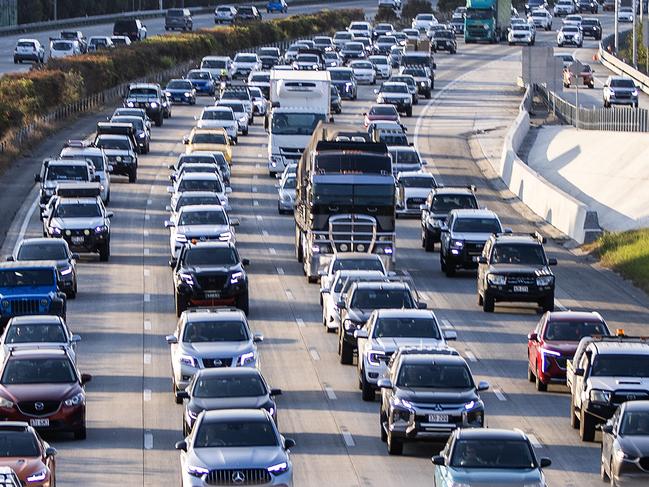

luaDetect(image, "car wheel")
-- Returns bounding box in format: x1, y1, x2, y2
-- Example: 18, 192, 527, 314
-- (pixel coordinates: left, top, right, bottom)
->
129, 169, 137, 184
339, 339, 353, 365
155, 114, 163, 127
175, 293, 187, 317
73, 426, 87, 440
482, 294, 495, 312
423, 231, 435, 252
527, 363, 535, 382
440, 251, 447, 272
387, 431, 403, 455
174, 380, 183, 405
444, 260, 455, 277
570, 401, 580, 429
236, 292, 249, 315
66, 288, 77, 300
243, 127, 249, 136
380, 410, 388, 442
295, 228, 303, 263
535, 365, 548, 391
580, 407, 596, 441
541, 296, 554, 312
183, 421, 189, 437
99, 242, 110, 262
361, 373, 375, 401
406, 107, 412, 117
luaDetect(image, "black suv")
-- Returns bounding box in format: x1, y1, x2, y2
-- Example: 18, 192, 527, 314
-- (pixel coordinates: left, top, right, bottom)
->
477, 232, 557, 313
378, 348, 489, 455
124, 83, 168, 127
235, 5, 262, 22
578, 0, 598, 13
420, 186, 478, 252
112, 18, 147, 41
580, 17, 602, 39
171, 241, 250, 316
337, 280, 426, 365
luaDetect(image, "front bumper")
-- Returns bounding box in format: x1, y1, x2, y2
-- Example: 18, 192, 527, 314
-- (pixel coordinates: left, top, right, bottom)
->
278, 197, 294, 211
168, 92, 196, 103
354, 74, 374, 84
0, 404, 85, 433
485, 283, 554, 304
608, 96, 638, 106
333, 83, 355, 99
381, 98, 411, 112
193, 84, 215, 95
14, 53, 40, 61
433, 41, 455, 51
585, 401, 617, 422
181, 469, 292, 487
510, 36, 533, 44
445, 247, 483, 269
109, 160, 136, 177
61, 231, 109, 253
389, 407, 484, 441
558, 37, 582, 45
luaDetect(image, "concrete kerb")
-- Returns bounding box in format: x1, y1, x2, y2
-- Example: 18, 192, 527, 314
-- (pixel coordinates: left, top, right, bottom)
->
488, 85, 602, 245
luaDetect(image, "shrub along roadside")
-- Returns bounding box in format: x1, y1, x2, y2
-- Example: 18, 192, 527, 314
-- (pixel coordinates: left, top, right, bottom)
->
0, 9, 363, 148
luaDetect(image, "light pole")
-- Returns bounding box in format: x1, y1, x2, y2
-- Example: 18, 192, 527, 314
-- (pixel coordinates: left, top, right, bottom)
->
634, 0, 638, 68
53, 0, 57, 20
615, 0, 619, 52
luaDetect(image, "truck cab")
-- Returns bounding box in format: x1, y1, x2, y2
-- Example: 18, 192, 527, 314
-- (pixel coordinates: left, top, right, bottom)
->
465, 0, 512, 43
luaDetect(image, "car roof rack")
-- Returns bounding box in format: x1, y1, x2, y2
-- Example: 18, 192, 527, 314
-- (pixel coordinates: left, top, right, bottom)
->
492, 231, 546, 243
184, 306, 241, 314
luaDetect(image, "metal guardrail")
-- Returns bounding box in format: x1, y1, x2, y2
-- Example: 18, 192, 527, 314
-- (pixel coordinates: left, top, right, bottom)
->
0, 36, 307, 156
535, 83, 649, 132
598, 31, 649, 96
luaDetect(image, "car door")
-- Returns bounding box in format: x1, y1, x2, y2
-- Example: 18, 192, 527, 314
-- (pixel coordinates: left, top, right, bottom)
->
477, 238, 492, 295
601, 408, 620, 471
440, 213, 453, 255
574, 351, 591, 408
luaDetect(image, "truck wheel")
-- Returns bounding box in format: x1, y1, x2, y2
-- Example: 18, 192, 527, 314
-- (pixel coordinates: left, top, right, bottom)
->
570, 403, 580, 429
361, 374, 375, 401
99, 242, 110, 262
535, 366, 548, 392
387, 432, 403, 455
580, 407, 596, 441
236, 292, 250, 315
482, 294, 495, 313
339, 339, 353, 365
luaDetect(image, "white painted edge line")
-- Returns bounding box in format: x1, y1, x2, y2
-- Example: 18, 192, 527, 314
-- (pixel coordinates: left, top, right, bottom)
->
324, 386, 337, 400
144, 214, 150, 221
269, 248, 277, 255
527, 433, 542, 449
144, 293, 151, 302
147, 199, 152, 205
255, 163, 260, 169
12, 196, 38, 256
296, 318, 305, 327
144, 248, 150, 256
253, 200, 259, 207
143, 389, 152, 402
277, 267, 284, 275
252, 187, 258, 193
144, 268, 150, 277
256, 215, 263, 221
309, 348, 320, 361
285, 290, 294, 300
143, 353, 151, 365
144, 319, 152, 331
341, 430, 355, 447
144, 432, 154, 450
465, 351, 477, 362
262, 230, 269, 237
143, 230, 150, 237
493, 388, 507, 401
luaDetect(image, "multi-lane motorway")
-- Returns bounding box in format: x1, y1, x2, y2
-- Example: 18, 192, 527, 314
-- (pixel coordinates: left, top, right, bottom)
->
1, 5, 649, 487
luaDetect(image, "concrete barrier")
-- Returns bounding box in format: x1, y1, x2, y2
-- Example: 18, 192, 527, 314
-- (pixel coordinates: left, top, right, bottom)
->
492, 87, 602, 244
598, 32, 649, 97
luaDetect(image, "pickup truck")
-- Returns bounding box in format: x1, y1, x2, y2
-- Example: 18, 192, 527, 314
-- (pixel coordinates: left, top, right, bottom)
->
567, 335, 649, 441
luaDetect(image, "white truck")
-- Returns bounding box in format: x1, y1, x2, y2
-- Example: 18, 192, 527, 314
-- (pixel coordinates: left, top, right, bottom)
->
266, 70, 331, 177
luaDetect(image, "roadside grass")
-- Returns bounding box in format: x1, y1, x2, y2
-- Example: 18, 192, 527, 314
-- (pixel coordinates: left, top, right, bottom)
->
585, 229, 649, 295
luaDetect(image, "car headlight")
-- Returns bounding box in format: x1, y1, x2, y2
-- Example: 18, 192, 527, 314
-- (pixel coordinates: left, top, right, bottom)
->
393, 396, 414, 411
137, 132, 146, 138
64, 392, 85, 407
487, 274, 506, 285
26, 469, 47, 482
0, 397, 14, 408
48, 226, 62, 236
230, 271, 244, 284
450, 239, 464, 248
536, 275, 554, 286
632, 89, 639, 97
184, 92, 192, 97
94, 225, 108, 233
367, 351, 385, 366
150, 102, 158, 108
179, 354, 198, 368
187, 464, 209, 477
590, 389, 611, 403
420, 81, 426, 87
60, 266, 73, 276
127, 101, 135, 107
218, 231, 232, 241
343, 319, 361, 330
267, 462, 289, 475
186, 408, 198, 419
239, 115, 248, 123
239, 351, 255, 366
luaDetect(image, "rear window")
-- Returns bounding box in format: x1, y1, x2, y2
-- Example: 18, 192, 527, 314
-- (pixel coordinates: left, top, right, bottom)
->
17, 41, 35, 48
52, 41, 73, 50
167, 9, 184, 16
114, 20, 137, 31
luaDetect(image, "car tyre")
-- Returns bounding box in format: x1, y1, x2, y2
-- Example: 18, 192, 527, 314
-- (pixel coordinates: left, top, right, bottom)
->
580, 407, 596, 441
174, 381, 183, 405
243, 127, 249, 136
74, 426, 87, 440
129, 169, 137, 183
361, 373, 375, 401
535, 365, 548, 391
570, 402, 580, 429
423, 231, 435, 251
406, 107, 412, 117
99, 242, 110, 262
175, 293, 187, 317
482, 293, 495, 312
236, 292, 250, 315
527, 363, 535, 382
380, 410, 388, 442
339, 339, 353, 365
387, 431, 403, 455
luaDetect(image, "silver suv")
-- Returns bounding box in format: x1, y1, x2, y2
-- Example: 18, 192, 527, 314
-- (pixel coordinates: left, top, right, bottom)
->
176, 409, 294, 487
166, 308, 263, 403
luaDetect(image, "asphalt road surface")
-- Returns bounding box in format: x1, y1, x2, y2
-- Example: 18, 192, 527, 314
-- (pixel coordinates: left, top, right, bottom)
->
1, 6, 649, 487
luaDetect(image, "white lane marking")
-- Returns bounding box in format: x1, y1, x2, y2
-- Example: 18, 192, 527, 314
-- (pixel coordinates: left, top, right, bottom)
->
144, 432, 154, 450
144, 293, 151, 302
296, 318, 305, 327
143, 353, 151, 365
12, 196, 38, 255
309, 348, 320, 361
253, 200, 259, 207
277, 267, 284, 275
256, 215, 263, 221
269, 248, 277, 255
144, 230, 149, 237
147, 199, 152, 205
341, 430, 355, 447
144, 319, 152, 331
257, 153, 262, 158
144, 248, 150, 256
493, 388, 507, 401
262, 230, 269, 237
255, 163, 260, 169
252, 187, 258, 193
143, 389, 152, 402
465, 351, 477, 362
528, 434, 543, 449
145, 214, 150, 221
325, 386, 337, 400
144, 268, 150, 277
253, 174, 259, 180
285, 290, 294, 300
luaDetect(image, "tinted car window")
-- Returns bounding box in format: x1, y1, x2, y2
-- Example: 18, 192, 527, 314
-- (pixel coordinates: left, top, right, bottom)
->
620, 411, 649, 435
54, 203, 101, 218
5, 324, 66, 343
46, 165, 87, 181
184, 247, 238, 266
397, 363, 472, 388
183, 320, 248, 342
178, 210, 227, 226
332, 259, 383, 273
350, 289, 414, 309
591, 355, 649, 377
431, 195, 477, 212
374, 317, 440, 339
191, 133, 227, 145
544, 321, 609, 341
491, 244, 545, 265
17, 242, 67, 260
452, 217, 501, 233
194, 420, 277, 448
2, 357, 76, 384
193, 375, 266, 398
451, 439, 536, 468
0, 432, 40, 457
0, 269, 54, 287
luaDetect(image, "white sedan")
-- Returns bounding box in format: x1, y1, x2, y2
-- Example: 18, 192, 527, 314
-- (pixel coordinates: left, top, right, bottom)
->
618, 7, 634, 22
195, 107, 238, 142
349, 60, 376, 84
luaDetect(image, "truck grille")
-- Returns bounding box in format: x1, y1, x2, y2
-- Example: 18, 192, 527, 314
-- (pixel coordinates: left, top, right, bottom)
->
202, 358, 233, 368
206, 469, 271, 485
611, 390, 649, 404
279, 147, 303, 161
9, 299, 41, 315
406, 197, 425, 209
197, 274, 228, 290
465, 242, 484, 255
507, 276, 536, 285
328, 214, 377, 253
18, 401, 61, 416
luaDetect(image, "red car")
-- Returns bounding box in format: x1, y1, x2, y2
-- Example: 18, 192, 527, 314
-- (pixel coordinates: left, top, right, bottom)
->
363, 104, 401, 127
0, 422, 56, 486
527, 311, 610, 391
0, 348, 91, 439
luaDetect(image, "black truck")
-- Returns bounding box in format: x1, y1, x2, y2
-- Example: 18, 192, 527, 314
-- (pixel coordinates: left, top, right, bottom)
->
294, 123, 396, 283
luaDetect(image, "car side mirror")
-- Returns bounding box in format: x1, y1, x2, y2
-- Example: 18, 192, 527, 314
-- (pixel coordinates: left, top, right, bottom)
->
373, 89, 379, 94
182, 136, 189, 144
165, 205, 172, 212
548, 258, 557, 266
107, 165, 114, 172
539, 458, 552, 468
431, 455, 445, 466
270, 388, 282, 396
106, 211, 114, 219
574, 368, 585, 376
169, 258, 177, 268
226, 187, 233, 194
477, 380, 490, 391
5, 256, 14, 262
377, 378, 393, 389
417, 302, 427, 309
253, 333, 264, 343
71, 334, 82, 343
284, 438, 296, 450
94, 175, 101, 182
175, 440, 188, 451
80, 373, 92, 385
601, 423, 614, 434
164, 220, 175, 228
528, 332, 538, 341
229, 217, 239, 227
34, 174, 41, 182
440, 223, 448, 232
443, 329, 457, 341
242, 258, 250, 267
176, 390, 190, 400
354, 328, 369, 339
45, 446, 57, 457
168, 164, 175, 170
503, 227, 513, 234
165, 335, 178, 344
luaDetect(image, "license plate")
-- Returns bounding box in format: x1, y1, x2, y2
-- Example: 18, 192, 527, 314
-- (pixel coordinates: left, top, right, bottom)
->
71, 236, 84, 244
513, 286, 528, 293
428, 414, 449, 423
205, 291, 221, 299
472, 256, 480, 262
30, 419, 49, 427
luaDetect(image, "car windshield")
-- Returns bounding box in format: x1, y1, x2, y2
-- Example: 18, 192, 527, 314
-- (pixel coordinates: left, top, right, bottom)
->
167, 80, 192, 89
582, 19, 598, 26
610, 78, 636, 88
398, 363, 472, 388
180, 166, 217, 176
5, 323, 67, 343
391, 150, 421, 165
220, 102, 245, 113
314, 38, 332, 45
235, 54, 257, 63
221, 91, 250, 101
434, 31, 454, 39
345, 43, 363, 51
591, 355, 649, 377
374, 317, 440, 339
178, 155, 216, 166
183, 320, 248, 342
202, 110, 233, 121
532, 12, 546, 17
1, 357, 76, 384
129, 88, 158, 97
202, 59, 226, 69
544, 321, 609, 341
52, 41, 73, 50
350, 289, 414, 309
391, 76, 414, 86
178, 210, 227, 226
54, 203, 101, 218
176, 195, 221, 211
491, 244, 545, 265
330, 70, 353, 81
188, 71, 211, 80
563, 26, 579, 32
380, 132, 408, 145
194, 420, 277, 448
183, 247, 238, 266
332, 258, 383, 273
193, 374, 266, 398
96, 137, 131, 150
370, 106, 397, 116
112, 117, 144, 131
313, 182, 394, 205
403, 68, 427, 77
334, 33, 352, 40
0, 269, 54, 287
297, 55, 319, 63
191, 133, 227, 145
431, 194, 477, 212
451, 439, 536, 469
89, 38, 107, 46
620, 411, 649, 435
17, 242, 67, 260
0, 431, 40, 457
250, 74, 269, 82
400, 176, 436, 188
453, 217, 501, 233
371, 57, 388, 65
258, 48, 278, 56
271, 112, 326, 135
382, 84, 408, 93
352, 62, 373, 69
514, 25, 531, 31
621, 7, 633, 12
46, 165, 87, 181
178, 178, 222, 193
466, 8, 493, 20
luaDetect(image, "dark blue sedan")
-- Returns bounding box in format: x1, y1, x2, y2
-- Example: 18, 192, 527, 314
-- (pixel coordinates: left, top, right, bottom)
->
165, 79, 196, 105
185, 69, 216, 96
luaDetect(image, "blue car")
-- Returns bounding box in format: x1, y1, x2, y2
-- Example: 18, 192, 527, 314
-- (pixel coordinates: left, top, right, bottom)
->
0, 262, 66, 326
266, 0, 288, 13
185, 69, 216, 96
165, 78, 196, 105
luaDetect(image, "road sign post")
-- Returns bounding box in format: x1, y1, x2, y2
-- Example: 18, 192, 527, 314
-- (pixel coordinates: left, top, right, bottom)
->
644, 19, 649, 72
569, 61, 585, 129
